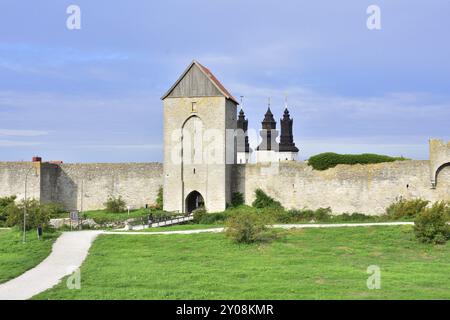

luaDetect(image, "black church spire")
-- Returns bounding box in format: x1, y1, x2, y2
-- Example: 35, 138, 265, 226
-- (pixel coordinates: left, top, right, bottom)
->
257, 106, 279, 151
279, 108, 299, 152
237, 108, 250, 153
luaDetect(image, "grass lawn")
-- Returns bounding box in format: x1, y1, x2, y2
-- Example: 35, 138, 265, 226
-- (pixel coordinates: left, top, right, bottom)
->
35, 226, 450, 299
0, 228, 59, 284
81, 208, 150, 222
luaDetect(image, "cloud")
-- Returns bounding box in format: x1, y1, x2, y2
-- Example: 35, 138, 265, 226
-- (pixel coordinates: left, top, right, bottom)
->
0, 140, 42, 147
0, 129, 49, 137
230, 82, 450, 124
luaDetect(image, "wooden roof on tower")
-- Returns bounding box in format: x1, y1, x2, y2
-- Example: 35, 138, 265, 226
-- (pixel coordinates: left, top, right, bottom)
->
161, 60, 239, 105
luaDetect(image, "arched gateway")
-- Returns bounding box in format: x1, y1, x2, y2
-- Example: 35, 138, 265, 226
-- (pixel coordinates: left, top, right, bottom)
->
185, 191, 205, 214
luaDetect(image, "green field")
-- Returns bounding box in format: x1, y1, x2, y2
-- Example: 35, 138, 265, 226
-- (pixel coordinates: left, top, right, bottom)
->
35, 226, 450, 299
0, 228, 59, 284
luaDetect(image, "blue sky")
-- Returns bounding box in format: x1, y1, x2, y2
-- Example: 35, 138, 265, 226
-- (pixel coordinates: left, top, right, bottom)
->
0, 0, 449, 162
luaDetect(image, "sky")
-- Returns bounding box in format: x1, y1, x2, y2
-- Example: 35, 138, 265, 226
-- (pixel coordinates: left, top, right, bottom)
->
0, 0, 449, 162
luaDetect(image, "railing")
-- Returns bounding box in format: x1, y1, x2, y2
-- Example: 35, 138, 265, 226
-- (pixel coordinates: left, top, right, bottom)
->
148, 215, 194, 228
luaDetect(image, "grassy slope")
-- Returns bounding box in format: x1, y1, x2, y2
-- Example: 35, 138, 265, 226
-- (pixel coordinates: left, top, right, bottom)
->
35, 226, 450, 300
82, 208, 149, 222
0, 229, 59, 284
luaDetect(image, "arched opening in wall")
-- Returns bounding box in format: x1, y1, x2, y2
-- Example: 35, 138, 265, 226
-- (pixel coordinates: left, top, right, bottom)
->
182, 115, 203, 165
435, 163, 450, 197
185, 190, 205, 214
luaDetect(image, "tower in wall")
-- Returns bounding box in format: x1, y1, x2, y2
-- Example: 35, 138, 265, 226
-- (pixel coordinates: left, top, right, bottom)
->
161, 60, 238, 213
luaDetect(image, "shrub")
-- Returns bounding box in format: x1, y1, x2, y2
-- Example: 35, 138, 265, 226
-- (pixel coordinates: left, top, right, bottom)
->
385, 199, 429, 219
198, 212, 228, 224
230, 192, 244, 208
155, 187, 163, 210
335, 212, 377, 222
104, 196, 127, 213
275, 207, 331, 223
41, 202, 65, 218
414, 201, 450, 244
192, 208, 208, 223
283, 209, 314, 222
0, 195, 16, 225
314, 207, 332, 222
308, 152, 407, 171
225, 211, 271, 244
5, 199, 53, 230
149, 210, 178, 220
252, 189, 283, 209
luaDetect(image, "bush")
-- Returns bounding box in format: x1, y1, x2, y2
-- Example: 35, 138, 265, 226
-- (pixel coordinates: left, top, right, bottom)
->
252, 189, 283, 209
155, 187, 163, 210
192, 208, 208, 223
198, 212, 228, 224
314, 207, 332, 222
225, 211, 271, 244
385, 199, 429, 219
308, 152, 406, 171
414, 201, 450, 244
0, 196, 16, 225
335, 212, 377, 222
230, 192, 244, 208
41, 202, 65, 218
104, 196, 127, 213
272, 207, 331, 223
5, 199, 53, 230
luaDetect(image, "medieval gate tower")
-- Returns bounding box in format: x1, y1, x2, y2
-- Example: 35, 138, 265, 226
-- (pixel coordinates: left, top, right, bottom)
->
161, 61, 238, 213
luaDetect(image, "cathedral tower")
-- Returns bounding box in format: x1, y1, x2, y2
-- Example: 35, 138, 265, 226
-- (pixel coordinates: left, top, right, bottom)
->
278, 107, 299, 161
256, 106, 279, 162
236, 108, 251, 163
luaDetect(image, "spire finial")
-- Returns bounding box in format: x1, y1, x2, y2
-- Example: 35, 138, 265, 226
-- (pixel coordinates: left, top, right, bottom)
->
284, 93, 288, 109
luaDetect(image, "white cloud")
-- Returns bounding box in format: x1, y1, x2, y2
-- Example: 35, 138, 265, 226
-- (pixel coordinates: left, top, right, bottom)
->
230, 82, 450, 121
0, 129, 49, 137
0, 140, 42, 147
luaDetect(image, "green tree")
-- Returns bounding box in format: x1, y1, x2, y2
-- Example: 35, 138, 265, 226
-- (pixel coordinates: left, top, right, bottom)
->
0, 196, 16, 226
5, 199, 53, 230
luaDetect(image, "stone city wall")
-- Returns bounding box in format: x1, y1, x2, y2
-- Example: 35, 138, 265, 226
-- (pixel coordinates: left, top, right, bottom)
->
232, 160, 449, 215
0, 157, 448, 215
